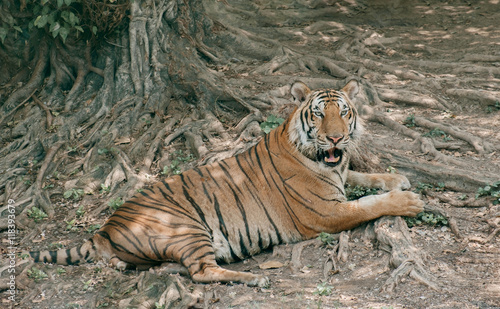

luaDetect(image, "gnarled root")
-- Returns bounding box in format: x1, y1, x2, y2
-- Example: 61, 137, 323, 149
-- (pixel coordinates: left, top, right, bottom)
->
374, 216, 439, 292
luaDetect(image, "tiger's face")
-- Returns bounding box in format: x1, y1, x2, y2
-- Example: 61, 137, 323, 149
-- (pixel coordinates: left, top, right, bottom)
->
288, 80, 362, 168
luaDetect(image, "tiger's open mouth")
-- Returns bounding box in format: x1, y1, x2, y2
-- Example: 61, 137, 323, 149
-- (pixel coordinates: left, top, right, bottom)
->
318, 147, 343, 167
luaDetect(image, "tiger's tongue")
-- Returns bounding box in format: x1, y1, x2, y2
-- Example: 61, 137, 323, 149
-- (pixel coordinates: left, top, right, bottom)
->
324, 148, 340, 163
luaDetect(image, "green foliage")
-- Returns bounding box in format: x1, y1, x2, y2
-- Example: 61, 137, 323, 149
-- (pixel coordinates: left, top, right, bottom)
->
27, 206, 48, 222
405, 211, 448, 228
260, 115, 285, 134
476, 181, 500, 205
64, 188, 85, 200
317, 232, 337, 246
66, 218, 78, 231
486, 101, 500, 113
423, 128, 452, 141
86, 224, 101, 233
155, 303, 165, 309
27, 267, 48, 281
75, 205, 85, 217
162, 150, 194, 176
49, 242, 64, 249
1, 0, 129, 45
345, 184, 379, 201
404, 114, 416, 127
56, 267, 67, 275
98, 148, 109, 155
313, 282, 333, 296
82, 278, 94, 291
100, 184, 110, 194
108, 197, 124, 211
415, 182, 444, 192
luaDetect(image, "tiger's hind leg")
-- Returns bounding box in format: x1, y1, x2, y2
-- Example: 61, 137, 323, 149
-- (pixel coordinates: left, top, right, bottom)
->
188, 255, 269, 287
178, 240, 269, 287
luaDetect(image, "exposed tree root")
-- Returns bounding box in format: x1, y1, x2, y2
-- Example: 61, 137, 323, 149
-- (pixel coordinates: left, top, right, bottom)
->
376, 88, 446, 110
374, 217, 439, 292
289, 239, 323, 273
365, 109, 464, 165
411, 115, 493, 154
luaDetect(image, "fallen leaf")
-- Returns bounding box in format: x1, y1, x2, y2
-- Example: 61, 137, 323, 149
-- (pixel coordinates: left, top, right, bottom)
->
114, 137, 131, 145
259, 260, 284, 269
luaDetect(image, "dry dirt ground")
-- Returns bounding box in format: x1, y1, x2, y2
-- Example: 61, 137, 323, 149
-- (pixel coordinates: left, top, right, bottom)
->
2, 0, 500, 308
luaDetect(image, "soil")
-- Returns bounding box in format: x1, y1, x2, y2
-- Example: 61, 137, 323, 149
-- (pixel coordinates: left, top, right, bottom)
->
1, 0, 500, 308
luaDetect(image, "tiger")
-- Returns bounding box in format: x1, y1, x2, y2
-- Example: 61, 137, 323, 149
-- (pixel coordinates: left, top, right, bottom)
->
27, 80, 424, 287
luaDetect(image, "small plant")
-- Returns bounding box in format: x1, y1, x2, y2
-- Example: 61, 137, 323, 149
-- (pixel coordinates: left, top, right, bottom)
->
87, 224, 101, 233
317, 232, 337, 246
76, 205, 86, 217
260, 114, 285, 134
405, 212, 448, 228
56, 268, 67, 275
386, 166, 397, 174
49, 242, 64, 250
404, 114, 416, 127
415, 182, 445, 193
100, 184, 110, 194
415, 182, 435, 192
476, 181, 500, 205
66, 218, 78, 231
43, 183, 55, 190
108, 198, 124, 211
27, 267, 48, 282
98, 148, 109, 155
27, 207, 48, 222
162, 150, 194, 176
486, 101, 500, 113
82, 279, 94, 291
313, 282, 333, 296
345, 184, 379, 201
155, 303, 166, 309
458, 194, 468, 200
423, 128, 452, 141
64, 188, 85, 200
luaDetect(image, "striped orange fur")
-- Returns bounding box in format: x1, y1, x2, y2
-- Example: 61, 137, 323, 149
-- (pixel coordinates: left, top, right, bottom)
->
29, 80, 423, 287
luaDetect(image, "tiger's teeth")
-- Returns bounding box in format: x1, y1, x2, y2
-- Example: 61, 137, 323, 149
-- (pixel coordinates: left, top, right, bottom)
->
325, 156, 340, 163
325, 148, 340, 163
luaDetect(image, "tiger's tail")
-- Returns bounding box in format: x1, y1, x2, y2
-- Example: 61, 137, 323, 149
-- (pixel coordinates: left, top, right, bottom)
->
28, 239, 96, 266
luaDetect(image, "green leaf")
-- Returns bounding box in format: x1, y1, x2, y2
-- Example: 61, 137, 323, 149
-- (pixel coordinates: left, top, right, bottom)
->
57, 0, 64, 8
75, 25, 84, 33
0, 27, 7, 44
64, 0, 73, 6
48, 10, 57, 25
42, 5, 50, 15
63, 190, 73, 199
52, 28, 60, 38
34, 15, 49, 28
61, 11, 70, 23
13, 26, 22, 33
49, 22, 61, 33
59, 25, 70, 43
69, 12, 78, 26
92, 26, 98, 35
41, 0, 50, 4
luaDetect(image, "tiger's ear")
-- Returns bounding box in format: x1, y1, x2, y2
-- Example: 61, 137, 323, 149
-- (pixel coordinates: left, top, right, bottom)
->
291, 81, 311, 103
342, 80, 359, 100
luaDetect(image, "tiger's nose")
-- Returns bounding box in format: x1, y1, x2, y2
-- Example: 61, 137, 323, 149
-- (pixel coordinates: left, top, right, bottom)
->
327, 135, 344, 145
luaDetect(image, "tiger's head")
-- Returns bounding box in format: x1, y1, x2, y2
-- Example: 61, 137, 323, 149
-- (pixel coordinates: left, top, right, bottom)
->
288, 80, 363, 168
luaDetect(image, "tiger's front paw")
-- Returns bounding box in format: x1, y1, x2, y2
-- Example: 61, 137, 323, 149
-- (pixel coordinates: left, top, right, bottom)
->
378, 174, 411, 191
387, 190, 424, 217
